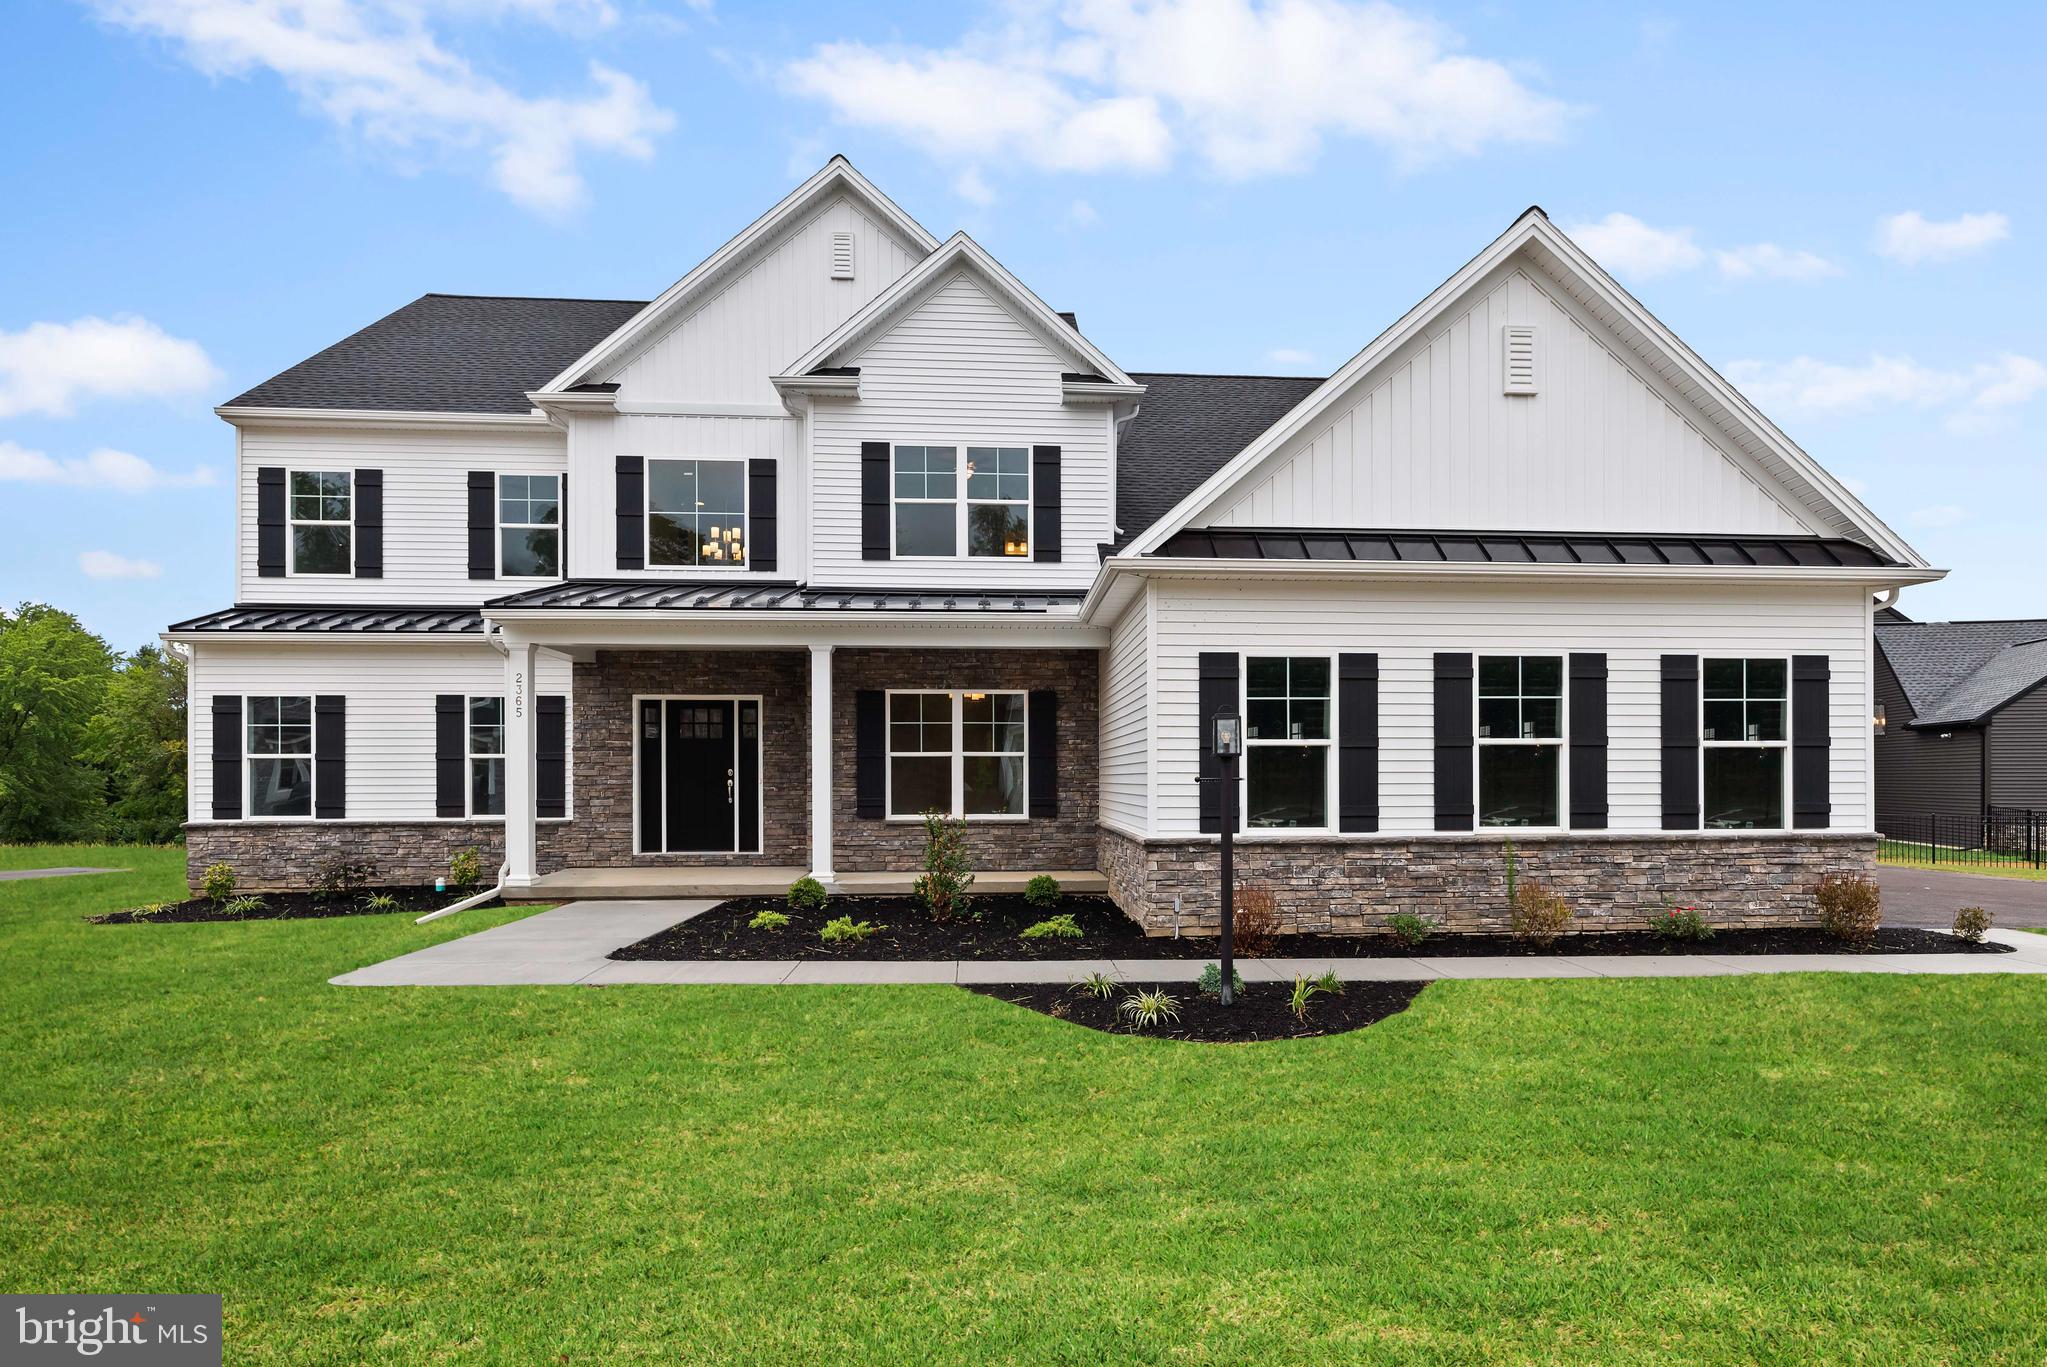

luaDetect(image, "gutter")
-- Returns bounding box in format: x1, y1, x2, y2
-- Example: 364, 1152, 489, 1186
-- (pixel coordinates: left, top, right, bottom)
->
416, 622, 511, 923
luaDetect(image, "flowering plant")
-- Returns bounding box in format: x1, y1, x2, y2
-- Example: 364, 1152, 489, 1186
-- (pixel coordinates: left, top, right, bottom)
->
1651, 901, 1713, 942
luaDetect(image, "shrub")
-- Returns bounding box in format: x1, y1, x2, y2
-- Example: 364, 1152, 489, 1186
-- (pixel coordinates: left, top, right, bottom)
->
221, 895, 265, 918
1197, 962, 1244, 999
1231, 884, 1282, 956
448, 848, 482, 890
1509, 879, 1574, 946
1119, 989, 1181, 1029
1953, 905, 1993, 944
201, 862, 237, 903
1024, 874, 1062, 908
913, 811, 976, 920
786, 877, 828, 913
1288, 973, 1338, 1022
137, 900, 176, 920
1386, 912, 1433, 948
1020, 913, 1082, 940
361, 892, 400, 912
749, 909, 791, 931
1073, 971, 1120, 1000
1313, 969, 1343, 996
1815, 873, 1882, 944
313, 857, 377, 900
819, 915, 881, 944
1650, 902, 1714, 942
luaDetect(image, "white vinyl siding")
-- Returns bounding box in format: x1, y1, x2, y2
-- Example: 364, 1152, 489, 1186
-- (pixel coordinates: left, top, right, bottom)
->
1098, 587, 1152, 835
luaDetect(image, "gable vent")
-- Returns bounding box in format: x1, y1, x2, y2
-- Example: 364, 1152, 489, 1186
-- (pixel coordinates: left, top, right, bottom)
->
1503, 324, 1538, 395
830, 231, 855, 281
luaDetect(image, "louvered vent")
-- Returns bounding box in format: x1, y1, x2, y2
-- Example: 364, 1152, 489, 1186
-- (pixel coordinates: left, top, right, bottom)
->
830, 231, 855, 281
1503, 324, 1538, 395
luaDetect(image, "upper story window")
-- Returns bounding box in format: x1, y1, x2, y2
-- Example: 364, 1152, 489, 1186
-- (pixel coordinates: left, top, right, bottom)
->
289, 471, 352, 575
1244, 655, 1330, 829
1702, 657, 1788, 829
247, 695, 313, 818
468, 696, 506, 817
1477, 655, 1563, 828
499, 474, 560, 578
893, 445, 1030, 558
648, 459, 745, 567
887, 689, 1027, 819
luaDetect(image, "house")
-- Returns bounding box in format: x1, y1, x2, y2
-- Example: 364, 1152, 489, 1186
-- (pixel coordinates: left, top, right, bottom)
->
1874, 611, 2047, 834
165, 157, 1943, 931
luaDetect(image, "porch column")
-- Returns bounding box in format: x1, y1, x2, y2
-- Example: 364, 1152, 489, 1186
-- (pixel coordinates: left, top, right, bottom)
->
504, 636, 539, 890
809, 643, 835, 884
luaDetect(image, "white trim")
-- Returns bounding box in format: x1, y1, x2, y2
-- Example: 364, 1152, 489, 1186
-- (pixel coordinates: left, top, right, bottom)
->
631, 693, 766, 855
887, 442, 1035, 562
243, 694, 315, 822
1473, 652, 1568, 834
465, 693, 508, 819
1238, 649, 1336, 835
642, 455, 753, 572
883, 686, 1030, 822
1698, 653, 1793, 834
284, 467, 355, 579
496, 471, 563, 581
618, 401, 792, 419
217, 405, 549, 430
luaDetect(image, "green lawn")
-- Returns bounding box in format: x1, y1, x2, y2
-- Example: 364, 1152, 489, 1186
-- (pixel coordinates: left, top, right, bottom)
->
1879, 842, 2047, 881
4, 845, 2047, 1363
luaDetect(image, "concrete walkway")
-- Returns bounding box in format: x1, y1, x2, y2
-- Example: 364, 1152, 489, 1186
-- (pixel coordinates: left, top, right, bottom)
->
0, 866, 126, 882
332, 900, 2047, 987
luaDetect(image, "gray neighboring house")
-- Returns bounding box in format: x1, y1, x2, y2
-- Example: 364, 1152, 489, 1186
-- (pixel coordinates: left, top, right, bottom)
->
1874, 610, 2047, 832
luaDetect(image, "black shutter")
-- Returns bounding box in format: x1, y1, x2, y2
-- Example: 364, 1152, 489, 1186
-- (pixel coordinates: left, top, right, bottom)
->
1568, 653, 1609, 829
353, 470, 382, 578
1433, 653, 1474, 830
1338, 652, 1379, 833
211, 695, 241, 820
256, 467, 285, 577
1661, 654, 1701, 830
1198, 652, 1239, 834
748, 459, 778, 572
1792, 654, 1832, 829
860, 442, 890, 560
314, 695, 345, 819
468, 471, 496, 579
435, 694, 466, 818
616, 456, 644, 571
854, 689, 885, 818
536, 694, 567, 819
1028, 690, 1058, 817
1032, 445, 1062, 563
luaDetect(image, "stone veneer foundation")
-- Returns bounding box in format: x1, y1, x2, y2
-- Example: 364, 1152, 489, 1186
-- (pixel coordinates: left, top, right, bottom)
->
186, 821, 532, 891
1098, 827, 1880, 935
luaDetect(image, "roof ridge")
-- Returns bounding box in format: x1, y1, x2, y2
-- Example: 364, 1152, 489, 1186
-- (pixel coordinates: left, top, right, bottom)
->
1129, 370, 1326, 381
420, 292, 650, 305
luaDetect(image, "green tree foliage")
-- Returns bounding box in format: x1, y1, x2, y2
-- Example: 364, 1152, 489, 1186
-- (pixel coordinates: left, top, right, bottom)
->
86, 645, 188, 843
0, 604, 116, 840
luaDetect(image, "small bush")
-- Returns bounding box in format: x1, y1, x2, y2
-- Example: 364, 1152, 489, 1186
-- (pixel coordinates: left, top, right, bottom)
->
313, 857, 377, 900
136, 900, 175, 920
1650, 902, 1714, 942
913, 811, 976, 921
1119, 989, 1181, 1029
1815, 873, 1882, 944
1386, 912, 1433, 948
201, 862, 237, 903
1020, 913, 1082, 940
749, 909, 791, 931
786, 877, 828, 913
1313, 969, 1343, 996
1509, 879, 1574, 946
1953, 905, 1993, 944
361, 892, 400, 912
819, 915, 881, 944
1024, 874, 1062, 908
1231, 884, 1282, 956
221, 895, 266, 918
1197, 962, 1244, 999
1288, 973, 1338, 1022
448, 849, 482, 890
1073, 971, 1120, 1000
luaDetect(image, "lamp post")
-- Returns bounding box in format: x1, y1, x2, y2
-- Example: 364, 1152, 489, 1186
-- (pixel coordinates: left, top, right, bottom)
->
1213, 712, 1242, 1006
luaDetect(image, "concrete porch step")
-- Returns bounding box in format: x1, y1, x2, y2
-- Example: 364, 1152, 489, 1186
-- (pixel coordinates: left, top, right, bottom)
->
521, 866, 1110, 902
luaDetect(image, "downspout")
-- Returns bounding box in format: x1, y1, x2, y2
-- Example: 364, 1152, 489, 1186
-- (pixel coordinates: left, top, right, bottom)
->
416, 620, 512, 924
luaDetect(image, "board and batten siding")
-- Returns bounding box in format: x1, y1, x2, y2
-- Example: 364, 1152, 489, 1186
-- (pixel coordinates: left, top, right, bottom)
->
1198, 266, 1813, 537
186, 643, 573, 823
810, 271, 1113, 589
1144, 577, 1872, 837
1873, 649, 1982, 832
1989, 685, 2047, 812
237, 424, 567, 604
1098, 584, 1152, 835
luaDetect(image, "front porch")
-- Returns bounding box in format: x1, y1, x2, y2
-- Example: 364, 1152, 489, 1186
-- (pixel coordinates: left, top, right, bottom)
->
517, 865, 1111, 902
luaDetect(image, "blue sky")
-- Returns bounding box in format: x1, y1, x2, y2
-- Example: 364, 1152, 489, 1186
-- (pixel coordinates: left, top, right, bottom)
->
3, 0, 2041, 649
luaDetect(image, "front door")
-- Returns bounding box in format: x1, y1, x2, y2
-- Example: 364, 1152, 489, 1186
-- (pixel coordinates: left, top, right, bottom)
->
636, 698, 762, 854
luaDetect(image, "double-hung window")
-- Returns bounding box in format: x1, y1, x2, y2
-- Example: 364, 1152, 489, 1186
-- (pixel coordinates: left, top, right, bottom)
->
1477, 656, 1563, 827
893, 445, 1030, 557
647, 459, 746, 567
247, 696, 314, 818
499, 474, 560, 577
288, 471, 352, 575
887, 689, 1027, 818
965, 447, 1030, 556
1244, 656, 1330, 828
893, 446, 958, 557
468, 696, 506, 817
1702, 657, 1788, 828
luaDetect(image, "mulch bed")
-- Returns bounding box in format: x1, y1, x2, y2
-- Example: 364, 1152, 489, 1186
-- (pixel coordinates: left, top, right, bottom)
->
90, 886, 498, 924
611, 894, 2012, 961
963, 980, 1431, 1042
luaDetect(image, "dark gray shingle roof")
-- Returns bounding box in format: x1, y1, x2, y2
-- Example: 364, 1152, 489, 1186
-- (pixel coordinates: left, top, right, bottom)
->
1116, 372, 1324, 547
1878, 618, 2047, 726
227, 294, 647, 414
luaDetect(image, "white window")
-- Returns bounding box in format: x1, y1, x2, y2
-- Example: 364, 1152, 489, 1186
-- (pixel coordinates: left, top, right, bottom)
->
893, 444, 1030, 558
1243, 656, 1330, 829
468, 696, 506, 817
247, 696, 313, 818
647, 458, 746, 567
1477, 655, 1563, 828
288, 470, 352, 575
1702, 657, 1788, 829
887, 689, 1027, 818
499, 474, 560, 578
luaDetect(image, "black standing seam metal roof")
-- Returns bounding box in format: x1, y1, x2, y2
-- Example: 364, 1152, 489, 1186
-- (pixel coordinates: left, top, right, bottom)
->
1155, 527, 1899, 568
1876, 618, 2047, 726
166, 605, 485, 633
484, 581, 1086, 612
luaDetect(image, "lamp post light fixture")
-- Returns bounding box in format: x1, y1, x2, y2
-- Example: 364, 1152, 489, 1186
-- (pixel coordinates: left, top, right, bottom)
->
1212, 712, 1243, 1006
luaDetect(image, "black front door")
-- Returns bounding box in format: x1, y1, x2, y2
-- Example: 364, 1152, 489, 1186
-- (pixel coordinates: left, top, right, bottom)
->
664, 700, 735, 852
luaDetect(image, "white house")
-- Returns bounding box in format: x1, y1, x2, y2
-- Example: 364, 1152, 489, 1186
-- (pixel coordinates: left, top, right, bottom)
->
167, 157, 1941, 930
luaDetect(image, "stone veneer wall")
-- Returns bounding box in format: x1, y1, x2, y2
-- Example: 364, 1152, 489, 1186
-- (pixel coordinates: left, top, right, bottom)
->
187, 821, 524, 890
1099, 827, 1879, 935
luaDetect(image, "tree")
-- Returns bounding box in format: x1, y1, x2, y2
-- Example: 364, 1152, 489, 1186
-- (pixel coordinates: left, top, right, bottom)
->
0, 604, 116, 840
86, 644, 187, 844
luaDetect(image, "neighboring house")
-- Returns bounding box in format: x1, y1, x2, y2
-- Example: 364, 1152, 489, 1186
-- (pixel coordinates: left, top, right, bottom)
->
1874, 613, 2047, 833
166, 157, 1942, 930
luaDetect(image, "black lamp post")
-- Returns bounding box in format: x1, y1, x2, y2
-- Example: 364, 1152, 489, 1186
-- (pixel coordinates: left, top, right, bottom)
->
1213, 712, 1242, 1006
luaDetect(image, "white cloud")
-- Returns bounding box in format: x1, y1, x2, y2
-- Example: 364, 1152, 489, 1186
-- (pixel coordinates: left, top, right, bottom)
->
0, 441, 217, 493
89, 0, 674, 214
1267, 347, 1315, 365
1715, 242, 1841, 281
1875, 210, 2010, 265
1065, 198, 1099, 228
1562, 213, 1702, 280
953, 167, 996, 205
1906, 504, 1967, 529
785, 0, 1570, 183
78, 550, 164, 581
0, 316, 219, 419
1723, 353, 2047, 424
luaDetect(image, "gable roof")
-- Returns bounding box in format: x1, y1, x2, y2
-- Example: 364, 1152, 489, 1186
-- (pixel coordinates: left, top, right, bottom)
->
1116, 373, 1325, 546
1878, 618, 2047, 726
225, 294, 645, 415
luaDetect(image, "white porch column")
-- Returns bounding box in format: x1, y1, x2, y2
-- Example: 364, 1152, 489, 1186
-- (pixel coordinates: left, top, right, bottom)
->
503, 636, 539, 889
809, 643, 835, 884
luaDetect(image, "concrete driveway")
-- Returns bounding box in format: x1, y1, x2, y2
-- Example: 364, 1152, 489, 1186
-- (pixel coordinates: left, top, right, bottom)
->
1878, 866, 2047, 928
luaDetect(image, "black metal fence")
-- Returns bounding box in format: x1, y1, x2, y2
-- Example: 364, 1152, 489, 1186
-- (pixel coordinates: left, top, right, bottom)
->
1879, 808, 2044, 869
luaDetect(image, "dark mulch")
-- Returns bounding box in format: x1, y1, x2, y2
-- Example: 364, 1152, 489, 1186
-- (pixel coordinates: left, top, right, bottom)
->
963, 980, 1431, 1042
89, 886, 498, 924
611, 894, 2013, 961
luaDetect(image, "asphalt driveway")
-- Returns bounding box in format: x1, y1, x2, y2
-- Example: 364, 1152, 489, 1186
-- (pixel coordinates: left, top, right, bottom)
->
1878, 866, 2047, 928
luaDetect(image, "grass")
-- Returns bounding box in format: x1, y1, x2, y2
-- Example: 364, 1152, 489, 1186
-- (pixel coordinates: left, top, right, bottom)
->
5, 845, 2047, 1363
1879, 842, 2047, 881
